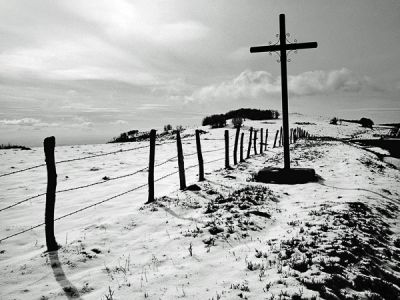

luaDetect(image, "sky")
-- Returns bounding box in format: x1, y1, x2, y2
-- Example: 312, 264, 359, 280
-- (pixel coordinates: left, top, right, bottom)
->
0, 0, 399, 146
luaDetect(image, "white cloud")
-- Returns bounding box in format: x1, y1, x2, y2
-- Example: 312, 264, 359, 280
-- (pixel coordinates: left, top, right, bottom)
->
110, 120, 128, 125
0, 118, 59, 128
188, 68, 374, 103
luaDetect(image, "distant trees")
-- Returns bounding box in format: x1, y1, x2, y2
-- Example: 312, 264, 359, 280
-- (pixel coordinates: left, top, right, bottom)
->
109, 124, 186, 144
0, 144, 31, 150
359, 118, 374, 129
340, 117, 374, 129
202, 114, 227, 128
225, 108, 279, 120
202, 108, 279, 128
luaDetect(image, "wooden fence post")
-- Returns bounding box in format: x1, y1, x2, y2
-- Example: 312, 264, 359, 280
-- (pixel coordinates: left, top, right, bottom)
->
279, 126, 283, 147
225, 130, 230, 169
260, 128, 263, 154
273, 130, 279, 148
247, 127, 253, 159
240, 132, 244, 162
44, 136, 58, 252
195, 130, 205, 181
147, 129, 156, 203
293, 129, 297, 143
176, 131, 186, 190
264, 129, 268, 150
289, 128, 293, 144
253, 130, 258, 155
233, 126, 240, 165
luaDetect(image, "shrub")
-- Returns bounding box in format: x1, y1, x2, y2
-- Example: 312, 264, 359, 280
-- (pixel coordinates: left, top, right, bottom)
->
359, 117, 374, 129
330, 117, 338, 125
163, 124, 172, 132
232, 117, 243, 128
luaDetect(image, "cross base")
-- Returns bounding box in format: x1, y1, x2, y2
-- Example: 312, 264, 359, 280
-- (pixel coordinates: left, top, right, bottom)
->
254, 167, 318, 184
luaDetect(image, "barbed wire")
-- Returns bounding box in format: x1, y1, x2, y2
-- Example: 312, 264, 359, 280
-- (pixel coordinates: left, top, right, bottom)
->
0, 146, 227, 213
0, 156, 226, 243
0, 164, 46, 178
0, 154, 178, 213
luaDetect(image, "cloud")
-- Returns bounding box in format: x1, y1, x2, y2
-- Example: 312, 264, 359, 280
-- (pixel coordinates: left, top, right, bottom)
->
187, 68, 375, 103
110, 120, 128, 125
0, 118, 59, 127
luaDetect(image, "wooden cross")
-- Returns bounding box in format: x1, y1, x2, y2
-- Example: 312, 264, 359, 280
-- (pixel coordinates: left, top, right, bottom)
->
250, 14, 317, 170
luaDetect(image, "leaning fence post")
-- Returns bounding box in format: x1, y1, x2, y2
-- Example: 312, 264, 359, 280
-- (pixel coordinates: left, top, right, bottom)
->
253, 130, 258, 155
233, 126, 240, 165
246, 127, 253, 159
260, 128, 264, 154
265, 129, 268, 150
147, 129, 156, 203
225, 130, 230, 168
279, 126, 283, 147
176, 130, 186, 190
240, 132, 244, 162
195, 130, 205, 181
44, 136, 58, 252
273, 130, 279, 148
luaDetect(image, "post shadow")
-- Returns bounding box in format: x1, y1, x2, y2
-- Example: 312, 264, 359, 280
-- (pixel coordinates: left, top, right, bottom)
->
49, 250, 82, 299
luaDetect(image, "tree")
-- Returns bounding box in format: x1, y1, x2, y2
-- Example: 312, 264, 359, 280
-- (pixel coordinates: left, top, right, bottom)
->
163, 124, 172, 132
330, 117, 338, 125
232, 117, 243, 128
202, 114, 226, 128
359, 118, 373, 129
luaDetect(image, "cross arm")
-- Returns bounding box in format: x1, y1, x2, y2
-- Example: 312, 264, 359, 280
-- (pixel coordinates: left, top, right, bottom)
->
250, 44, 281, 53
250, 41, 317, 53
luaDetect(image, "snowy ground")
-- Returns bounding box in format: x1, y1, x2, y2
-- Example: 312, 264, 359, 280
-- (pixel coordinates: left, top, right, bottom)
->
0, 114, 399, 300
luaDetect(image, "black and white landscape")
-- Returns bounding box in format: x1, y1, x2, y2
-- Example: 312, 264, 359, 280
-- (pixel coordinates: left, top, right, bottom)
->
0, 1, 400, 300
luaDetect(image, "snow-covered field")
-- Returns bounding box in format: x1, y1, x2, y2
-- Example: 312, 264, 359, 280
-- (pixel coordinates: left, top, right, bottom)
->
1, 114, 399, 300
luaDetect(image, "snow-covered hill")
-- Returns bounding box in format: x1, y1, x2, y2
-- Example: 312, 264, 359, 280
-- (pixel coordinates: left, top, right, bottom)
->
1, 114, 399, 299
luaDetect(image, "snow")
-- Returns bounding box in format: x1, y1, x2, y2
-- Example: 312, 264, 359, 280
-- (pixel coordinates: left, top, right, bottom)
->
1, 114, 399, 299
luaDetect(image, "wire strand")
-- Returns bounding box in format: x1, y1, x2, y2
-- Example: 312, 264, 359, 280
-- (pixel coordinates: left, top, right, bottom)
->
0, 154, 178, 212
0, 157, 225, 242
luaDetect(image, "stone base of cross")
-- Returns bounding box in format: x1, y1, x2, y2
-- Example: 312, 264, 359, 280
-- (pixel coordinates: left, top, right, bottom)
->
250, 14, 318, 184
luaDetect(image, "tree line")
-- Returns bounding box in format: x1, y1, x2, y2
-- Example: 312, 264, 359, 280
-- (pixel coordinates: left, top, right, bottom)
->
202, 108, 280, 128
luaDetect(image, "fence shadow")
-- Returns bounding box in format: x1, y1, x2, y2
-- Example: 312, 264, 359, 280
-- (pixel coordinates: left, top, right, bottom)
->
49, 250, 81, 299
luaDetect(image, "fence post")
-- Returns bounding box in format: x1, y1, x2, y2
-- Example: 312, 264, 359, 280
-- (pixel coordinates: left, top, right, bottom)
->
253, 130, 258, 155
265, 129, 268, 150
147, 129, 156, 203
247, 127, 253, 159
240, 132, 244, 162
44, 136, 58, 252
225, 130, 230, 169
279, 126, 283, 147
273, 130, 279, 148
176, 131, 186, 190
293, 129, 297, 143
290, 128, 293, 144
233, 126, 240, 165
195, 130, 205, 181
260, 128, 264, 154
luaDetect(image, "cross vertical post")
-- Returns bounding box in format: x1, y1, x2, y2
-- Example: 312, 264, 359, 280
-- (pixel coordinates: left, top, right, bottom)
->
279, 14, 290, 169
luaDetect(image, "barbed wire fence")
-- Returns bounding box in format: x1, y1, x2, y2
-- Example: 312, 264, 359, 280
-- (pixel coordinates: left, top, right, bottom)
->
0, 126, 310, 247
